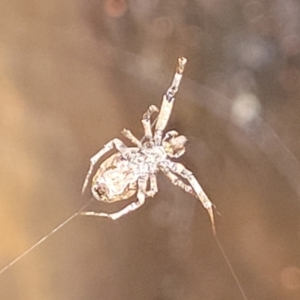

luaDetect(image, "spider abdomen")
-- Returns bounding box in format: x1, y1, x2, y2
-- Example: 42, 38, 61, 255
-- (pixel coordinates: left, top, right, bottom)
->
92, 153, 138, 203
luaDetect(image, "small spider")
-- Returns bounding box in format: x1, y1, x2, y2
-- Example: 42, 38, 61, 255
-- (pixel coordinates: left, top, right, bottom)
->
82, 57, 215, 234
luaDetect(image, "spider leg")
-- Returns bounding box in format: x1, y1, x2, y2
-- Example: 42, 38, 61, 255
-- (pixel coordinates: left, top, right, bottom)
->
142, 105, 159, 141
82, 138, 128, 194
160, 166, 196, 196
154, 57, 187, 145
145, 174, 158, 197
81, 176, 148, 220
163, 161, 216, 235
121, 128, 142, 147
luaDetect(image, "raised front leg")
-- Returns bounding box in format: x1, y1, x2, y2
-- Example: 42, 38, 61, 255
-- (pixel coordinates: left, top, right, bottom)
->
141, 105, 159, 141
82, 138, 128, 194
154, 57, 187, 145
81, 176, 148, 220
165, 161, 216, 235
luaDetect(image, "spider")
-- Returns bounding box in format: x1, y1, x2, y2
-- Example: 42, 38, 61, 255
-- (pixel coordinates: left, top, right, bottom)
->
81, 57, 215, 234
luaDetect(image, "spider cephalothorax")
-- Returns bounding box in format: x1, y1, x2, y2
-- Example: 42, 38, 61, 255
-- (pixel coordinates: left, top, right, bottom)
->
82, 57, 216, 234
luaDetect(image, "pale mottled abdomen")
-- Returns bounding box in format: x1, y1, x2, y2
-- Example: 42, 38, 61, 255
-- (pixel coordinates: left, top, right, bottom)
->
92, 153, 138, 202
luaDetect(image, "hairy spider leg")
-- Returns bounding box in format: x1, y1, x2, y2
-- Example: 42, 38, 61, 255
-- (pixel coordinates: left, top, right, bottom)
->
154, 57, 187, 146
145, 174, 158, 197
81, 176, 149, 220
121, 104, 159, 147
141, 105, 159, 141
160, 165, 196, 196
165, 161, 216, 235
82, 138, 128, 194
121, 128, 142, 147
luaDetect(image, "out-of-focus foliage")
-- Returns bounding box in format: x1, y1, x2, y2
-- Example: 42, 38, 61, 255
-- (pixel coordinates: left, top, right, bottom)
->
0, 1, 300, 299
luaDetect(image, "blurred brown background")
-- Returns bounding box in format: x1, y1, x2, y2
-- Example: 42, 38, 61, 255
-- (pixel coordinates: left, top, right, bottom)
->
1, 0, 300, 299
